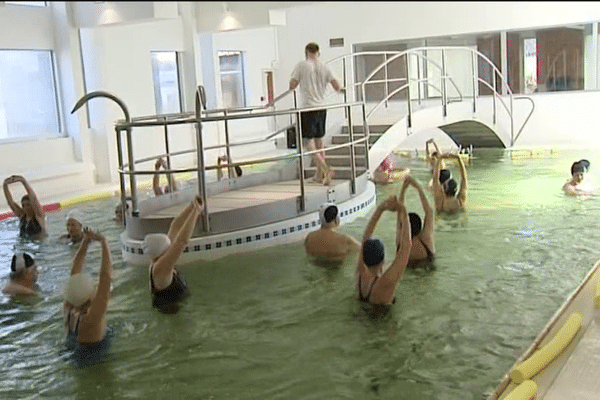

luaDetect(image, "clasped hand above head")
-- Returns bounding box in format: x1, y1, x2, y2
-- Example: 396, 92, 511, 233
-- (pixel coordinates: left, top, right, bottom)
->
83, 227, 105, 242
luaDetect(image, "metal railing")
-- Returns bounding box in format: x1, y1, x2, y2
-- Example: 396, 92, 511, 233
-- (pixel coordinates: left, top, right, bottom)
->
326, 47, 535, 147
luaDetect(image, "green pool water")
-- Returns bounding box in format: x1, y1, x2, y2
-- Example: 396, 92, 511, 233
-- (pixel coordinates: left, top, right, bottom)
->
1, 148, 599, 400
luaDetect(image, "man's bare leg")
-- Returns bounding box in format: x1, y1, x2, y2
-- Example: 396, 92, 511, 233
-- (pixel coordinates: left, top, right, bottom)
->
305, 139, 330, 184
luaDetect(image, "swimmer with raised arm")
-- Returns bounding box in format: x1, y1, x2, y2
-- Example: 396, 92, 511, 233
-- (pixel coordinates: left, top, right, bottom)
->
144, 195, 203, 314
63, 228, 113, 360
399, 175, 436, 268
371, 155, 410, 185
432, 153, 468, 214
563, 159, 594, 196
355, 196, 411, 306
2, 252, 39, 297
304, 203, 360, 261
3, 175, 46, 237
153, 157, 178, 196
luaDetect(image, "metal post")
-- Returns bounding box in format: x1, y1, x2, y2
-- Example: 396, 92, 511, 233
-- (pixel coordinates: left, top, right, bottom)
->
124, 125, 139, 216
224, 109, 232, 179
362, 103, 370, 173
416, 50, 422, 105
163, 116, 174, 193
472, 51, 477, 114
384, 53, 389, 109
406, 54, 413, 128
342, 57, 348, 119
115, 126, 127, 225
441, 49, 448, 118
195, 87, 209, 232
296, 110, 306, 212
493, 71, 497, 125
347, 105, 356, 195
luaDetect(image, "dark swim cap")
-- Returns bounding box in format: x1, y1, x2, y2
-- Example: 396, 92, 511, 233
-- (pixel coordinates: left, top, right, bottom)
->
408, 212, 422, 237
363, 238, 385, 267
571, 160, 590, 175
439, 169, 451, 184
443, 178, 458, 196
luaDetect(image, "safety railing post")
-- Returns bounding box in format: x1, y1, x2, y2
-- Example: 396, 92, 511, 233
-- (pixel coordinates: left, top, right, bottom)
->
163, 116, 175, 193
347, 104, 356, 195
441, 48, 448, 118
406, 54, 413, 129
295, 108, 306, 212
472, 51, 477, 114
224, 109, 232, 179
115, 126, 127, 224
195, 86, 209, 232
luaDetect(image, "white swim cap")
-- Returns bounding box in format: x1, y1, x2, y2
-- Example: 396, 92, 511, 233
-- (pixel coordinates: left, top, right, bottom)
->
64, 273, 95, 307
66, 209, 85, 227
319, 202, 339, 225
142, 233, 171, 259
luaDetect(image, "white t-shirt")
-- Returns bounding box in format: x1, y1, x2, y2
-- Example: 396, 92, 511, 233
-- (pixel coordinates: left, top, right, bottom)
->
290, 59, 335, 108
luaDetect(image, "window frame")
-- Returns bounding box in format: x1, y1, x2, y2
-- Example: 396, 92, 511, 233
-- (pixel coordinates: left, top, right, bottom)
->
217, 50, 247, 109
150, 51, 185, 115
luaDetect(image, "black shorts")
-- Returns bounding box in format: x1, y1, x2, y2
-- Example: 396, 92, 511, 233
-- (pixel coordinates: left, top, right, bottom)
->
300, 109, 327, 139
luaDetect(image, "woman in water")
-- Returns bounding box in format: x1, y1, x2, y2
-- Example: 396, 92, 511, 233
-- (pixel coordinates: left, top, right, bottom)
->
431, 153, 468, 214
399, 175, 435, 268
371, 155, 410, 185
355, 196, 411, 306
63, 228, 113, 364
563, 159, 594, 196
3, 175, 46, 237
144, 195, 203, 314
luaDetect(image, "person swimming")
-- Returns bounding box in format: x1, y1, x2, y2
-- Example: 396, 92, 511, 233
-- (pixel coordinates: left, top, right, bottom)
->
398, 176, 436, 268
371, 155, 410, 185
563, 159, 594, 196
2, 252, 39, 297
304, 203, 361, 261
3, 175, 46, 238
63, 228, 113, 366
144, 195, 203, 314
153, 157, 178, 196
355, 196, 411, 306
431, 153, 468, 214
59, 209, 85, 245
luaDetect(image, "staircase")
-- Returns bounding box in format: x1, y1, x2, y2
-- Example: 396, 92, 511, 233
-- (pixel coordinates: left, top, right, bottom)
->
305, 124, 392, 180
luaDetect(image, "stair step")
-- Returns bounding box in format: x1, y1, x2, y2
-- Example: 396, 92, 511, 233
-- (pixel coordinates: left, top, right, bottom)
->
341, 124, 392, 134
304, 166, 368, 180
325, 155, 367, 167
331, 134, 381, 145
326, 146, 367, 156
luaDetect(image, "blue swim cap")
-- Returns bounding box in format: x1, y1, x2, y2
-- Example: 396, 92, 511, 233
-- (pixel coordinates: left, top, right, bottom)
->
363, 238, 385, 267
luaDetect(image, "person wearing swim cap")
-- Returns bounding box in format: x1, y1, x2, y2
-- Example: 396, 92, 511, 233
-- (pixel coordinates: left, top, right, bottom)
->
304, 203, 360, 261
59, 209, 85, 244
431, 152, 468, 214
371, 155, 411, 185
63, 228, 113, 361
3, 175, 46, 238
2, 252, 39, 296
145, 195, 203, 314
355, 195, 411, 305
399, 175, 436, 268
426, 139, 447, 172
153, 157, 178, 196
563, 159, 594, 196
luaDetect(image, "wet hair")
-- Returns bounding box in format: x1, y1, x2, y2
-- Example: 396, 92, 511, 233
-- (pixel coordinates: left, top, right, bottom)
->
362, 238, 385, 267
571, 159, 590, 175
10, 252, 35, 279
305, 42, 319, 54
234, 165, 243, 177
21, 195, 30, 204
408, 212, 422, 237
323, 205, 338, 224
439, 169, 451, 185
443, 178, 458, 197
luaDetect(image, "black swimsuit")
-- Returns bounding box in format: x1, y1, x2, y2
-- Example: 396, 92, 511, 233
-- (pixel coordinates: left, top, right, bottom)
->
399, 237, 435, 269
150, 266, 189, 314
65, 309, 113, 366
19, 216, 42, 237
357, 274, 396, 305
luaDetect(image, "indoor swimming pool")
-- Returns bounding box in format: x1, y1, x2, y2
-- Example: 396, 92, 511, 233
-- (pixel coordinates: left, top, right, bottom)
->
1, 148, 600, 400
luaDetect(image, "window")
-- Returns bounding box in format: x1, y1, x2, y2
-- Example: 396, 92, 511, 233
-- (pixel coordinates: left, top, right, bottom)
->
150, 51, 183, 115
0, 50, 61, 141
523, 38, 537, 94
218, 51, 246, 109
5, 1, 47, 6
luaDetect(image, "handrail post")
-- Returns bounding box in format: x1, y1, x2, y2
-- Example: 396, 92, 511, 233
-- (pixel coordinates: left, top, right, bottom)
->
342, 57, 348, 119
124, 124, 139, 216
384, 53, 389, 109
510, 96, 514, 147
416, 50, 423, 105
361, 103, 370, 174
195, 86, 209, 232
295, 109, 306, 212
163, 116, 174, 193
493, 71, 497, 125
115, 126, 127, 224
405, 53, 413, 129
224, 109, 232, 179
441, 48, 448, 117
471, 51, 477, 114
347, 104, 356, 195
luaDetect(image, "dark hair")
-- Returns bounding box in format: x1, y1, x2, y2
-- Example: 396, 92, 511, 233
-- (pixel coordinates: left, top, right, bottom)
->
234, 165, 243, 177
21, 195, 30, 204
439, 169, 451, 184
10, 252, 35, 279
363, 238, 385, 267
323, 205, 338, 224
305, 42, 319, 54
408, 212, 422, 237
571, 159, 590, 175
443, 178, 458, 197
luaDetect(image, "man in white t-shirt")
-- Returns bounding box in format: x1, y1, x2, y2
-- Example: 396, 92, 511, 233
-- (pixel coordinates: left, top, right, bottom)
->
289, 42, 344, 185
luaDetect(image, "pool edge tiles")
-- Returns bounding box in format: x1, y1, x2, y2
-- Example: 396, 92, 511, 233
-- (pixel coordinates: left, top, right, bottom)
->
121, 181, 377, 264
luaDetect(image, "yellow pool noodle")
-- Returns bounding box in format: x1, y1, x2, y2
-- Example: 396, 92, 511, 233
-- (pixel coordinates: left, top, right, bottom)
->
510, 312, 582, 384
61, 190, 114, 208
503, 380, 537, 400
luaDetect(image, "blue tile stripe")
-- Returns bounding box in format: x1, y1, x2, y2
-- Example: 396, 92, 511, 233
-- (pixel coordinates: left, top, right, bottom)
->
124, 193, 376, 255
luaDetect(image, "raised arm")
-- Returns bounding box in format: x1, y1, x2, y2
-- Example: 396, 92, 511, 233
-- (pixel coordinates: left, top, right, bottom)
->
14, 176, 44, 220
3, 176, 23, 216
153, 158, 164, 196
85, 231, 112, 323
383, 201, 410, 285
431, 157, 446, 210
362, 196, 396, 243
71, 233, 92, 276
410, 177, 433, 228
455, 155, 468, 204
398, 176, 411, 204
164, 159, 177, 192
